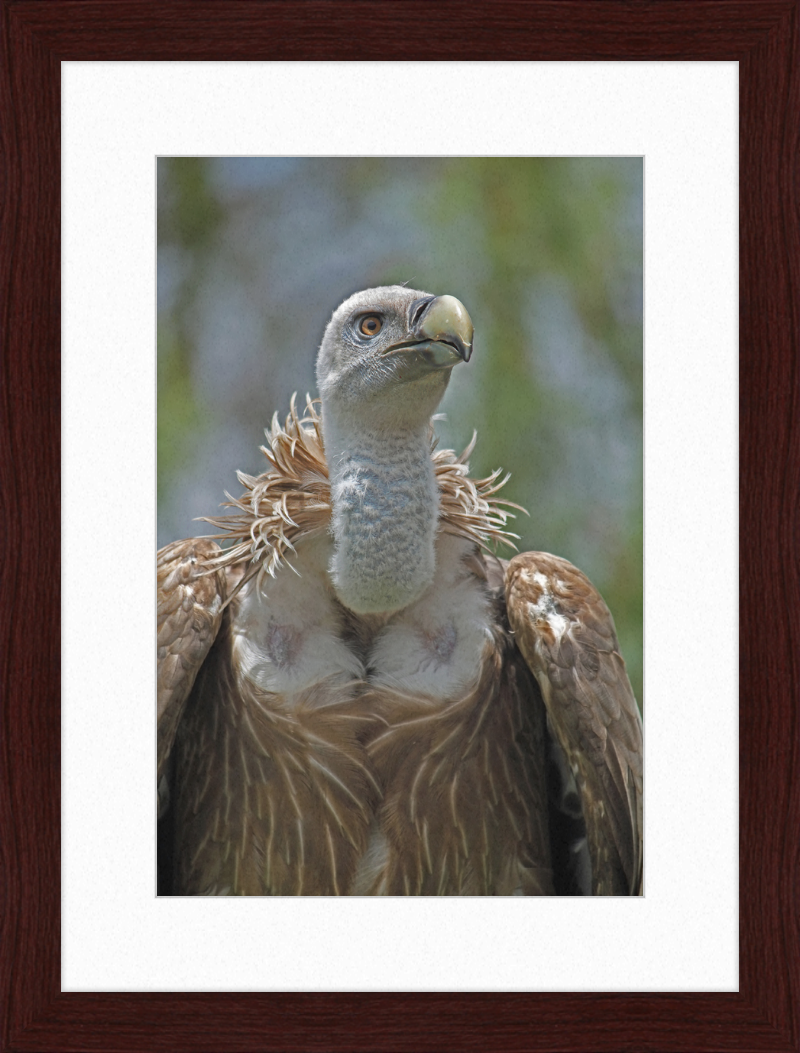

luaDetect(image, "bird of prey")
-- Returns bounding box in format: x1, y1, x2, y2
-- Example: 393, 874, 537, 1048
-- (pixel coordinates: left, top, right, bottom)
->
157, 285, 643, 896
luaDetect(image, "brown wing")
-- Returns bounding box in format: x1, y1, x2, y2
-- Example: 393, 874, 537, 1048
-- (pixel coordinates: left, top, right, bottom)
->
505, 551, 643, 895
157, 538, 229, 780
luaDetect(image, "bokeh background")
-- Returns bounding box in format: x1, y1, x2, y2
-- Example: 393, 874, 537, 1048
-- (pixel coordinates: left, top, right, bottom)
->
157, 157, 643, 707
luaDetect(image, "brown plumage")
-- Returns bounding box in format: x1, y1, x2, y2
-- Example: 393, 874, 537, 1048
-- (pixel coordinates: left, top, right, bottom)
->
157, 287, 643, 896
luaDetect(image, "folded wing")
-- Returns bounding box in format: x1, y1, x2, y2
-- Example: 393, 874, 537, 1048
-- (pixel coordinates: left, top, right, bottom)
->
505, 552, 643, 895
157, 538, 228, 780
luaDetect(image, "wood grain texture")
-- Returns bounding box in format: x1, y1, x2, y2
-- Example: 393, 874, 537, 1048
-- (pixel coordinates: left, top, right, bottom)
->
0, 1, 797, 1050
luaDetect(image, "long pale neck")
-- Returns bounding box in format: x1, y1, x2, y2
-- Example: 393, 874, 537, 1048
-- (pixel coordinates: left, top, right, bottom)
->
322, 410, 439, 614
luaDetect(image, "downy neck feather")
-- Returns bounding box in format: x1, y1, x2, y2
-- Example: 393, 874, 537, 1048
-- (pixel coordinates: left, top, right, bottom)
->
322, 403, 439, 614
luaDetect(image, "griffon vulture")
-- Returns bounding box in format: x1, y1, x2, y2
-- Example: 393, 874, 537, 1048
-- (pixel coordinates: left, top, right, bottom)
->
157, 286, 643, 896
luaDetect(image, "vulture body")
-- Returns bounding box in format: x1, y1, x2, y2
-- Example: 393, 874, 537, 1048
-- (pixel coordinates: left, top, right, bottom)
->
157, 286, 643, 896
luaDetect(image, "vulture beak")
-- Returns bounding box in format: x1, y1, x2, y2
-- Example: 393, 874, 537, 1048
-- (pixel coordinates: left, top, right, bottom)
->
387, 295, 474, 370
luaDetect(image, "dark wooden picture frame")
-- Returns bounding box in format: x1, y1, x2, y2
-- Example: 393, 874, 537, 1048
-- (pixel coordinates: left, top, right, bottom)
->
1, 2, 797, 1050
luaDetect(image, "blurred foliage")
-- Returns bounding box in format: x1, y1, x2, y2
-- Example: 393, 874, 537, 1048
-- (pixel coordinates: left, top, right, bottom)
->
157, 158, 643, 707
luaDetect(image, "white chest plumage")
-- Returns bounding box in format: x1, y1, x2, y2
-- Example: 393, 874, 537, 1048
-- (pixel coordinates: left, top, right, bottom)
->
366, 534, 491, 698
230, 537, 364, 698
230, 533, 490, 704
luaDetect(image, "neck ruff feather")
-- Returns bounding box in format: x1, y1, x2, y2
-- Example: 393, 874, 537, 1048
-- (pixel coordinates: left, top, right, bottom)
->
201, 395, 522, 585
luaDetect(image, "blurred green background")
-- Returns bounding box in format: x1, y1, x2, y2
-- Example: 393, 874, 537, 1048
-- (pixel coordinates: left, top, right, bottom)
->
157, 157, 643, 708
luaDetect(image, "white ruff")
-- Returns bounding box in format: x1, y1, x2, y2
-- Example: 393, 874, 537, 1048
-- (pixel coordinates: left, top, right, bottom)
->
324, 414, 440, 614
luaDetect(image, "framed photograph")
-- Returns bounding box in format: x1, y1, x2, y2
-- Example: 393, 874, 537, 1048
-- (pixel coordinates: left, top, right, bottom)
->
155, 155, 645, 902
2, 2, 797, 1049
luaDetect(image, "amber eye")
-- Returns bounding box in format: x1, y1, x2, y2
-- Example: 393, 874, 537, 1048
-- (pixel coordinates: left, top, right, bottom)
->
359, 315, 383, 337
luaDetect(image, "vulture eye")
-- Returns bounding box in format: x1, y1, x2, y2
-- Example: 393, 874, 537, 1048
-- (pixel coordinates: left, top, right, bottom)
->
359, 315, 383, 337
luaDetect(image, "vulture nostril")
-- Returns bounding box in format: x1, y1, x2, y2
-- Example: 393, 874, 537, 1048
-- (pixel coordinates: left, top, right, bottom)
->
410, 296, 434, 328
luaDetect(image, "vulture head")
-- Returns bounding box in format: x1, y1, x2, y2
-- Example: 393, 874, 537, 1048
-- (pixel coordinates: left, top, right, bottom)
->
316, 285, 473, 432
315, 286, 475, 615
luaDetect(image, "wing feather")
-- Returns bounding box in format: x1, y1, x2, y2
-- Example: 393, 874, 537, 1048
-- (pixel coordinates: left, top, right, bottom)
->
505, 551, 643, 895
157, 538, 228, 779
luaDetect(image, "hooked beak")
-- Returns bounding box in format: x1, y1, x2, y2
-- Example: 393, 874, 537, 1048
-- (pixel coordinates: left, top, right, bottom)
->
387, 294, 474, 369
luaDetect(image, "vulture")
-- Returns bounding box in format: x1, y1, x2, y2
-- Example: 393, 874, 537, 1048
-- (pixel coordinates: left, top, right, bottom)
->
157, 286, 643, 896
